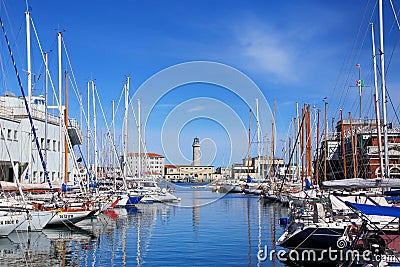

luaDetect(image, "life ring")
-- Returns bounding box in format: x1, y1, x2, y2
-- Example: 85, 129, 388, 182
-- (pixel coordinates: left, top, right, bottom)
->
349, 224, 358, 233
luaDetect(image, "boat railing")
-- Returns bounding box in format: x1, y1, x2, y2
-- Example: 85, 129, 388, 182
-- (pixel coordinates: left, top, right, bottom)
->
0, 104, 59, 124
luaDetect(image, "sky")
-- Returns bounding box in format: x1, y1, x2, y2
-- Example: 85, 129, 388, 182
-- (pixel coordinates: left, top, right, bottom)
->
1, 0, 400, 168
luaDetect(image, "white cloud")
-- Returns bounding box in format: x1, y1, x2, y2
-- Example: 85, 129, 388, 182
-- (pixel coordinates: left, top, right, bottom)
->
231, 20, 300, 84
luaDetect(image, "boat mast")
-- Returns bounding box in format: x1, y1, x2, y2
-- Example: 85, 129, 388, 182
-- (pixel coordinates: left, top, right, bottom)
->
87, 81, 90, 177
123, 82, 128, 178
378, 0, 389, 178
44, 52, 49, 165
315, 109, 320, 184
247, 109, 252, 179
323, 100, 327, 182
92, 80, 97, 182
138, 97, 142, 180
296, 102, 300, 181
340, 109, 347, 179
64, 71, 69, 184
58, 31, 63, 182
112, 99, 116, 189
256, 99, 261, 180
371, 23, 384, 179
26, 11, 33, 182
349, 112, 357, 178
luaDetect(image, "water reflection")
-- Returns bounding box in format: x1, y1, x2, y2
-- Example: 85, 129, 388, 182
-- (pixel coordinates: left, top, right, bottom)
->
0, 191, 290, 266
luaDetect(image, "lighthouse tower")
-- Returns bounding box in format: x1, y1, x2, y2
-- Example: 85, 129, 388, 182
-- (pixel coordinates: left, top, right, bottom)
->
192, 137, 201, 166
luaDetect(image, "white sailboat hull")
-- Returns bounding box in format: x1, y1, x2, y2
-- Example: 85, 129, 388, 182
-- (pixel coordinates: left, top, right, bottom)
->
16, 211, 55, 231
47, 210, 97, 226
0, 213, 26, 237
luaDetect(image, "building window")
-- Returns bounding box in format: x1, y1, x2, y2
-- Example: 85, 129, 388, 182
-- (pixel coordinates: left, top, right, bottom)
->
53, 140, 56, 151
7, 129, 11, 140
47, 139, 51, 150
14, 130, 17, 141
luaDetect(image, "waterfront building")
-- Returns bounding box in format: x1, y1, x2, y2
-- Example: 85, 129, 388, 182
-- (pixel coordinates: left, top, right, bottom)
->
318, 118, 400, 180
231, 156, 284, 180
0, 94, 82, 184
164, 137, 218, 182
126, 152, 165, 177
164, 165, 215, 182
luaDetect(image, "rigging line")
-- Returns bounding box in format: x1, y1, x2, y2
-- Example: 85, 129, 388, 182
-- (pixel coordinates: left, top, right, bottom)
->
0, 14, 53, 191
389, 0, 400, 31
62, 37, 90, 127
331, 0, 372, 117
94, 83, 128, 189
386, 88, 400, 124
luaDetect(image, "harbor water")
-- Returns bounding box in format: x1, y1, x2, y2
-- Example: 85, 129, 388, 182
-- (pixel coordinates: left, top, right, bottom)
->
0, 185, 289, 266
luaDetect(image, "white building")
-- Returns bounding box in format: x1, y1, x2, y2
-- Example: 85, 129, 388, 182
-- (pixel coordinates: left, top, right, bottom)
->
126, 152, 165, 177
0, 94, 82, 184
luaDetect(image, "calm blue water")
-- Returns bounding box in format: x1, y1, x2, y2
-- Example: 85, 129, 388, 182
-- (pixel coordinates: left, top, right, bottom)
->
0, 186, 289, 266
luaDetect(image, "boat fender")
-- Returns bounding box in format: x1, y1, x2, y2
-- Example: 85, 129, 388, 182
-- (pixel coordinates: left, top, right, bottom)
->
289, 201, 294, 210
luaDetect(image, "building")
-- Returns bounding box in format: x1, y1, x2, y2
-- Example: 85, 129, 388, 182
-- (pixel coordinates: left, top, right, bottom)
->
231, 156, 284, 180
164, 137, 217, 182
126, 152, 165, 177
192, 137, 200, 166
319, 118, 400, 180
0, 94, 82, 184
164, 165, 214, 182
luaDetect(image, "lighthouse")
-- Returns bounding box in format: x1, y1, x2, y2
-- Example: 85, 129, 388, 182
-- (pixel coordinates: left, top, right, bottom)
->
192, 137, 200, 166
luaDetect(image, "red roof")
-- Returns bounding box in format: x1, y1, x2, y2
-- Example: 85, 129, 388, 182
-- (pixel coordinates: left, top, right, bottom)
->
127, 152, 164, 158
165, 164, 178, 168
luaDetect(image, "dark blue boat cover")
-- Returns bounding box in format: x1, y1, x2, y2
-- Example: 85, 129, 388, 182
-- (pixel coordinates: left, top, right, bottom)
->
345, 201, 400, 217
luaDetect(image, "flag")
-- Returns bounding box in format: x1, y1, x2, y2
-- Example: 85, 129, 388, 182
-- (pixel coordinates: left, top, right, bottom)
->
356, 79, 364, 87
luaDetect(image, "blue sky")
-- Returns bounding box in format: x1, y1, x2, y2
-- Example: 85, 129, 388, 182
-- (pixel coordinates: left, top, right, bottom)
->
1, 0, 400, 167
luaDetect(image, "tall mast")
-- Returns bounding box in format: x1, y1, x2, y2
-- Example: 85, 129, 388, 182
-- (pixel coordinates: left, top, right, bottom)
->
296, 102, 300, 181
340, 109, 347, 179
92, 80, 97, 182
256, 98, 261, 179
123, 82, 128, 177
306, 104, 312, 179
349, 112, 357, 178
378, 0, 389, 178
315, 109, 320, 184
247, 109, 252, 177
112, 99, 116, 189
58, 31, 63, 181
323, 101, 327, 182
64, 71, 69, 184
371, 23, 384, 179
26, 11, 32, 182
87, 81, 90, 171
138, 97, 142, 180
44, 52, 49, 165
270, 100, 276, 179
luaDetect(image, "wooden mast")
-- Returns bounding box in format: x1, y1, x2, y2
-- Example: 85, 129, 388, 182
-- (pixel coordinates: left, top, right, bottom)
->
64, 71, 69, 184
315, 109, 320, 185
300, 105, 305, 186
349, 112, 357, 178
340, 109, 347, 179
306, 104, 312, 179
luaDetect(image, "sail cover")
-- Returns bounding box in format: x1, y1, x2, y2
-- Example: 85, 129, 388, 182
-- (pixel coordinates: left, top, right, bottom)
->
322, 178, 400, 189
345, 201, 400, 218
